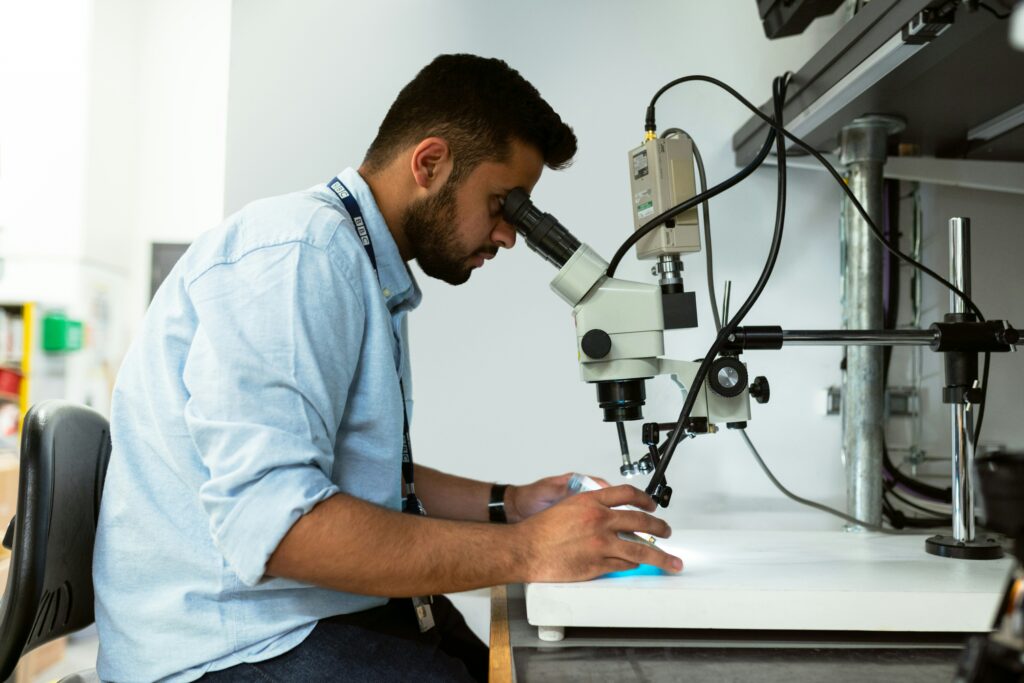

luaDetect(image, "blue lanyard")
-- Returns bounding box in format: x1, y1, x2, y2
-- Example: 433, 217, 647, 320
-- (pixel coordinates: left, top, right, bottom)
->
327, 177, 425, 518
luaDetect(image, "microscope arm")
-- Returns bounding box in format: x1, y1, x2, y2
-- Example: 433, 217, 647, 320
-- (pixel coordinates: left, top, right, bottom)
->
722, 324, 1019, 352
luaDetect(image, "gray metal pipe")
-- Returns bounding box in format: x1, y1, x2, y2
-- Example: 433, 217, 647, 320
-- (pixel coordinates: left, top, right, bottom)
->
839, 115, 903, 529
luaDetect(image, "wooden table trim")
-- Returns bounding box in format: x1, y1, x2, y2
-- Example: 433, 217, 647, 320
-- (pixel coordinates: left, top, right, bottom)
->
489, 584, 513, 682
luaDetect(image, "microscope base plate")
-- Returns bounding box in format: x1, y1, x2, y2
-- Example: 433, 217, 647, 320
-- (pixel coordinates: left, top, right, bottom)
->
526, 530, 1012, 633
925, 534, 1004, 560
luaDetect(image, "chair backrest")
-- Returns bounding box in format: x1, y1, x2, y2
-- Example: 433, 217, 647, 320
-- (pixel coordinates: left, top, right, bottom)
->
0, 401, 111, 680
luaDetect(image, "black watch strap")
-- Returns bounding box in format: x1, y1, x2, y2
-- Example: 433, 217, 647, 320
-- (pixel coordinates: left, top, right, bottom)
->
489, 484, 509, 523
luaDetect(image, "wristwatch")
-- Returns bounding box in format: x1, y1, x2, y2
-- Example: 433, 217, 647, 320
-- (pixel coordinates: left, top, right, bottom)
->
489, 483, 509, 523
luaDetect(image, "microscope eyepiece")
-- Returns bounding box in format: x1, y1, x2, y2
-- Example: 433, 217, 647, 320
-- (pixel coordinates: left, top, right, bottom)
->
502, 188, 582, 269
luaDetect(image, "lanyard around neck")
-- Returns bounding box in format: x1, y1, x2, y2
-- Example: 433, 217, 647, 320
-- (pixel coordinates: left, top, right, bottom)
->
326, 177, 425, 517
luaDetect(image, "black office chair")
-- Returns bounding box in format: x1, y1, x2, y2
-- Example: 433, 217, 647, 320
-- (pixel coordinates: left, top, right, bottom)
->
0, 400, 110, 682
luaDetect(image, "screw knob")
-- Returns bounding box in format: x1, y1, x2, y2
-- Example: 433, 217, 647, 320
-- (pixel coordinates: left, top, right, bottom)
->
750, 376, 771, 404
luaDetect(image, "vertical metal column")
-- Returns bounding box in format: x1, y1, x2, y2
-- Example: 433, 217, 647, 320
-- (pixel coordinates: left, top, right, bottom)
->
924, 218, 1001, 559
839, 115, 903, 528
949, 217, 975, 543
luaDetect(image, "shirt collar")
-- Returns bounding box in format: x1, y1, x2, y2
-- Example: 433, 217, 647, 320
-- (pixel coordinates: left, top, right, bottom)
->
333, 168, 422, 312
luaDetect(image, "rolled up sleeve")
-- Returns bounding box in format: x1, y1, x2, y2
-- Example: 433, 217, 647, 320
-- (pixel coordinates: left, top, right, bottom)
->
183, 239, 364, 586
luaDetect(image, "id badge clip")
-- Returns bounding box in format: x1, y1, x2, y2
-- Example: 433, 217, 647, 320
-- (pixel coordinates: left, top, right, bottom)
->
412, 595, 435, 632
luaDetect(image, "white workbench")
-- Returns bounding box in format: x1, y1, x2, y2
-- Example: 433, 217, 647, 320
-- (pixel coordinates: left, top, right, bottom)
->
526, 529, 1012, 640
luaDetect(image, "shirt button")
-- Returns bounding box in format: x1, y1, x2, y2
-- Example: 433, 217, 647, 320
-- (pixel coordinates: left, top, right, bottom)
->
382, 287, 391, 298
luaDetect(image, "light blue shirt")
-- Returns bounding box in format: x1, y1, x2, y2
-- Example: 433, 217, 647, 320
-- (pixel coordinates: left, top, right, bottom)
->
93, 168, 421, 682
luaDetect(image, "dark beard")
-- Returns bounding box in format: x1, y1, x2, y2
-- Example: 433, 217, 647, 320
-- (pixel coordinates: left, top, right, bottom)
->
401, 180, 472, 285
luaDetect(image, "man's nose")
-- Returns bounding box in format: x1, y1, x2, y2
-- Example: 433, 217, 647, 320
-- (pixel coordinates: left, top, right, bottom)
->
493, 219, 517, 250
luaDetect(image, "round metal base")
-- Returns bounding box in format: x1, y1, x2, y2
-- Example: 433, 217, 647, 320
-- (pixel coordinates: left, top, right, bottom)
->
620, 458, 653, 478
925, 535, 1004, 560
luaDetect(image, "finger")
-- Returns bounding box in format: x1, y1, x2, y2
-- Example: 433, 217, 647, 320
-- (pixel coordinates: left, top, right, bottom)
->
591, 476, 611, 488
608, 509, 672, 538
591, 484, 657, 512
612, 540, 684, 574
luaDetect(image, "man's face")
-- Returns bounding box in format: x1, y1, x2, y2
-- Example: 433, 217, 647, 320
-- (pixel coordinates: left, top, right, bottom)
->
402, 139, 544, 285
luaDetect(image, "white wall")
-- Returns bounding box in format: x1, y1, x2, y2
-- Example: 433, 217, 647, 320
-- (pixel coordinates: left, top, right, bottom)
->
224, 0, 860, 639
0, 1, 90, 261
129, 0, 232, 316
225, 0, 852, 515
0, 0, 232, 414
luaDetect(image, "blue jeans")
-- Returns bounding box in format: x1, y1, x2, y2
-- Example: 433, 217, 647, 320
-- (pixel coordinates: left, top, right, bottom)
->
199, 596, 487, 682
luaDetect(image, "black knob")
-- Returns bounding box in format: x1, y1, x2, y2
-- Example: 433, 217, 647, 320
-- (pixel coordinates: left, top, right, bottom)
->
658, 486, 673, 508
581, 329, 612, 359
708, 356, 747, 398
750, 376, 771, 404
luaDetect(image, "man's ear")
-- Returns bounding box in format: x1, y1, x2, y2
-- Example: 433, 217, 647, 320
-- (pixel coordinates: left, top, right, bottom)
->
410, 137, 452, 190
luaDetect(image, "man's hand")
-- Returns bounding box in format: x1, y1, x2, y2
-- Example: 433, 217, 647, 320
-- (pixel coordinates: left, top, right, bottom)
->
266, 484, 681, 596
506, 472, 609, 523
515, 484, 683, 581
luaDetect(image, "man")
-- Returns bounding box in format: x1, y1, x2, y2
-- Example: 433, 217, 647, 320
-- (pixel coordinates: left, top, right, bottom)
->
94, 54, 682, 682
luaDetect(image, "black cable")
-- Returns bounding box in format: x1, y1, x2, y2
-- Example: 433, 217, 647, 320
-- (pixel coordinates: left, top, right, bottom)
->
882, 178, 901, 333
978, 1, 1012, 19
606, 125, 776, 278
882, 494, 950, 529
974, 352, 991, 445
885, 485, 950, 519
639, 73, 994, 498
646, 74, 791, 501
883, 445, 951, 503
884, 502, 953, 528
641, 75, 986, 324
881, 494, 903, 527
773, 122, 987, 323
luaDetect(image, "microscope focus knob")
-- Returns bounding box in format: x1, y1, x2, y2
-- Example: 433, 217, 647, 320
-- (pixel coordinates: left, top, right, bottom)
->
581, 329, 612, 359
708, 356, 747, 398
750, 376, 771, 404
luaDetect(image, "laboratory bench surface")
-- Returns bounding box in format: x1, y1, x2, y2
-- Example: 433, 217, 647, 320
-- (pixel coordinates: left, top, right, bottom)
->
489, 529, 1013, 682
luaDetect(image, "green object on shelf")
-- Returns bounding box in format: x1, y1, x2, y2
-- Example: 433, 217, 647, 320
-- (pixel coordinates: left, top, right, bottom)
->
42, 313, 83, 352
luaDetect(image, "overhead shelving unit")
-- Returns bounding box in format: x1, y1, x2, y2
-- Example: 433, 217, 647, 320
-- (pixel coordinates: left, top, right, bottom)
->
733, 0, 1024, 190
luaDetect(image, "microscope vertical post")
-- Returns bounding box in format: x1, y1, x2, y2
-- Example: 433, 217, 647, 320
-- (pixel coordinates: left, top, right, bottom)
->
949, 217, 975, 544
925, 217, 1002, 559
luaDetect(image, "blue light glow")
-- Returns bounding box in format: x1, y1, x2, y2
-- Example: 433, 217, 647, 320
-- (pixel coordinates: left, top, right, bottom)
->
603, 564, 666, 579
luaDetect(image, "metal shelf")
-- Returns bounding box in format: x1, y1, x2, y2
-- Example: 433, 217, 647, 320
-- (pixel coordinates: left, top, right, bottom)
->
733, 1, 1024, 165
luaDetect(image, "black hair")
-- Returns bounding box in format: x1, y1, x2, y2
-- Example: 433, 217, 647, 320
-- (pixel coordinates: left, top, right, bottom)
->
363, 54, 577, 182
